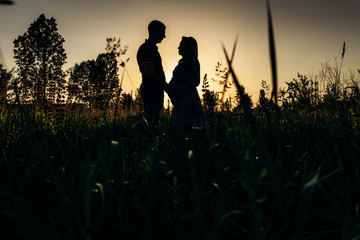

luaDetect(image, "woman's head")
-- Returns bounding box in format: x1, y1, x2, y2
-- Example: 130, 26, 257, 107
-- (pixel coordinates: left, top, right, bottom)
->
178, 36, 198, 59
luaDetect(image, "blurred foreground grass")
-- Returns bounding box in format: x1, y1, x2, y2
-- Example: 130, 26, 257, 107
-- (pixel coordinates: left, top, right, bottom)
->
1, 107, 360, 240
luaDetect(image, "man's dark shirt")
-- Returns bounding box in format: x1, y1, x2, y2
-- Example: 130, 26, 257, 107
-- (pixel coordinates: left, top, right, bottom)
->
137, 39, 166, 90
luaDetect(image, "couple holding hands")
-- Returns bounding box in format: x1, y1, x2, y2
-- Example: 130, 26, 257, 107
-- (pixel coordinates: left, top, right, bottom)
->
137, 20, 207, 130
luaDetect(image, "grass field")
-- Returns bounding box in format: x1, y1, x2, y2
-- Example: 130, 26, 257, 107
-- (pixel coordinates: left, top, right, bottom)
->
1, 105, 360, 240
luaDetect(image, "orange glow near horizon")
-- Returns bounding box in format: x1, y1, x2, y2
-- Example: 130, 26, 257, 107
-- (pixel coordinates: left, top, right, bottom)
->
1, 0, 360, 103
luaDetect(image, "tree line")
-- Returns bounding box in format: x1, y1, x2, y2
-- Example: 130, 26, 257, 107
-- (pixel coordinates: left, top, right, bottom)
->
0, 14, 137, 113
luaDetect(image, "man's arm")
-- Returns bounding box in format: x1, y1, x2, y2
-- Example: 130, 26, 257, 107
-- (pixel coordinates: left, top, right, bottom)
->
143, 62, 168, 91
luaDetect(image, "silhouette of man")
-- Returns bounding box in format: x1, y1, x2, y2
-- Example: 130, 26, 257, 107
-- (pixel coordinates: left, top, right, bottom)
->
137, 20, 167, 124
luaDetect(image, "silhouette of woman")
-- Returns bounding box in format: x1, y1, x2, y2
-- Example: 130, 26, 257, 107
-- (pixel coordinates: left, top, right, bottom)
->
167, 36, 207, 130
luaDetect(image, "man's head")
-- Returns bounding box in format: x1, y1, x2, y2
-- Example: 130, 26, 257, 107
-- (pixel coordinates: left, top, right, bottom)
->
148, 20, 166, 44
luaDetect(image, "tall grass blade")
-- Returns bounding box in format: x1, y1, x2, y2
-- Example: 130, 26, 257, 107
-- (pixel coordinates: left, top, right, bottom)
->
296, 164, 322, 240
221, 35, 238, 103
221, 43, 241, 93
266, 0, 278, 105
222, 43, 253, 120
341, 41, 346, 59
206, 210, 243, 240
338, 41, 346, 84
125, 67, 136, 91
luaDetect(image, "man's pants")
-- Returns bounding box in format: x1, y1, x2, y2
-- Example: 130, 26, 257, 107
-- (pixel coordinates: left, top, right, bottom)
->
140, 85, 164, 123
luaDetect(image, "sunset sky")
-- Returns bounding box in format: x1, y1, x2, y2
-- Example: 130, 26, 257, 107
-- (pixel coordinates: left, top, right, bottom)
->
1, 0, 360, 102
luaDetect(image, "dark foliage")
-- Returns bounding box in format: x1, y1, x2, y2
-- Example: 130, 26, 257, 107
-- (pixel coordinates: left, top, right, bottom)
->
13, 14, 66, 106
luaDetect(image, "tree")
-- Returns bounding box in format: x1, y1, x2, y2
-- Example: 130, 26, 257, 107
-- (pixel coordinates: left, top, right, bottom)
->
67, 60, 93, 104
0, 64, 18, 104
0, 64, 8, 104
119, 92, 133, 112
68, 52, 119, 109
105, 37, 129, 60
13, 14, 66, 106
93, 53, 119, 109
105, 37, 130, 120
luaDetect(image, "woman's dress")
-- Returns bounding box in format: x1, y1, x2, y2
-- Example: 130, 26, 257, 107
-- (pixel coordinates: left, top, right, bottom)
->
168, 58, 206, 128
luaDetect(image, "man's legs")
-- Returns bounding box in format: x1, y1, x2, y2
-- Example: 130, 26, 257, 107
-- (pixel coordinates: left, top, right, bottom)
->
141, 86, 164, 123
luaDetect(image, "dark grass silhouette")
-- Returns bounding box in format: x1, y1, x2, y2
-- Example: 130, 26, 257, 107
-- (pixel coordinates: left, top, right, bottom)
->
0, 0, 15, 5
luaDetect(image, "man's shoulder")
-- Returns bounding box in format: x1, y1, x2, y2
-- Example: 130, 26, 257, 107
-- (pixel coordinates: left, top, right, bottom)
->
138, 40, 155, 50
138, 40, 147, 48
138, 41, 159, 61
137, 41, 146, 52
138, 41, 153, 55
